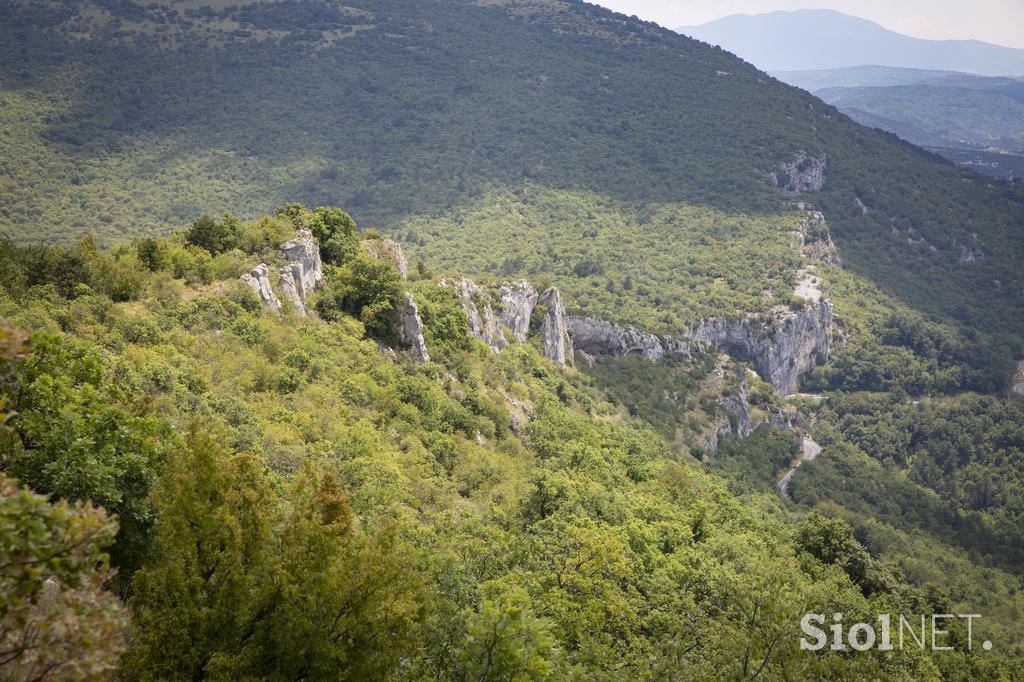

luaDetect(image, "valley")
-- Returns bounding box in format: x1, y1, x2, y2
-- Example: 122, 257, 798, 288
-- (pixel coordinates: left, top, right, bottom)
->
1, 1, 1023, 679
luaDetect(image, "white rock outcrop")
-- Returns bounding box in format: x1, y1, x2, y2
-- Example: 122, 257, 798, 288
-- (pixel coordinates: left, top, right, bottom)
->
241, 263, 281, 310
446, 278, 507, 350
278, 263, 307, 315
702, 367, 802, 452
498, 280, 538, 343
567, 317, 689, 362
688, 301, 833, 396
772, 152, 826, 194
537, 287, 573, 366
442, 277, 571, 366
276, 229, 325, 313
570, 299, 832, 396
398, 293, 430, 362
279, 229, 324, 293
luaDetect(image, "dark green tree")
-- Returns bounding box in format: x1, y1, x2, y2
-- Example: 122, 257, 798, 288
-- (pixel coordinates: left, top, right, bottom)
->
315, 253, 404, 342
184, 214, 242, 255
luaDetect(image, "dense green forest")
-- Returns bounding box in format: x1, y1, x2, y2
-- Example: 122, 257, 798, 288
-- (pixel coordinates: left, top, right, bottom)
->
1, 0, 1023, 340
0, 207, 1021, 679
2, 1, 1024, 679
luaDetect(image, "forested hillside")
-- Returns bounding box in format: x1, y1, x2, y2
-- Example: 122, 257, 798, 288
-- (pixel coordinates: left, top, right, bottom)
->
2, 1, 1024, 679
0, 207, 1019, 679
1, 0, 1023, 340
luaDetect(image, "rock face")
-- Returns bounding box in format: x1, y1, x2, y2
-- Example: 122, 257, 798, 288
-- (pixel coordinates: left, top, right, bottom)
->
498, 280, 538, 343
241, 263, 281, 310
360, 238, 409, 280
688, 301, 832, 396
398, 293, 430, 362
279, 229, 324, 293
537, 287, 572, 366
798, 211, 841, 265
278, 264, 307, 315
442, 277, 571, 365
278, 229, 325, 313
567, 317, 691, 363
772, 152, 826, 194
702, 368, 802, 453
570, 299, 831, 395
446, 278, 507, 350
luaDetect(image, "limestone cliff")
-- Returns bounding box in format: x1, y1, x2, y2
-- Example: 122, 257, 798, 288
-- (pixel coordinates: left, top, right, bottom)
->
567, 317, 691, 363
772, 152, 826, 194
446, 278, 507, 350
570, 300, 831, 396
443, 277, 571, 366
688, 301, 832, 396
398, 293, 430, 362
537, 287, 572, 366
498, 280, 538, 343
277, 263, 307, 315
279, 229, 324, 293
241, 263, 281, 310
702, 367, 802, 452
360, 238, 409, 280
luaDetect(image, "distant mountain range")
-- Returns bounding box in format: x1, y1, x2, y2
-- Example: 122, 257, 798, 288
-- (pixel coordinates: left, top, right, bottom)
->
779, 67, 1024, 179
679, 9, 1024, 76
680, 12, 1024, 179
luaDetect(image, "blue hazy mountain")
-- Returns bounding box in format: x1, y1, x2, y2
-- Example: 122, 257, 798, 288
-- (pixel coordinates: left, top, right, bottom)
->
771, 65, 966, 91
679, 10, 1024, 76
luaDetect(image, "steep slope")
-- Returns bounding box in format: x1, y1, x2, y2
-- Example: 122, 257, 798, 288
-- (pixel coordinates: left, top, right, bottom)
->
819, 83, 1024, 152
772, 67, 1024, 178
2, 211, 1021, 677
2, 0, 1023, 349
679, 9, 1024, 75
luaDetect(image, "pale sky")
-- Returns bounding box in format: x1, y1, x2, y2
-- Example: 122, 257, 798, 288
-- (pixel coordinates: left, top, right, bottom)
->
592, 1, 1024, 49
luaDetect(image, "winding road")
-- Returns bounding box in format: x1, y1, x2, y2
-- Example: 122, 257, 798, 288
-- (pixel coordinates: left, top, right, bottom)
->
778, 436, 822, 495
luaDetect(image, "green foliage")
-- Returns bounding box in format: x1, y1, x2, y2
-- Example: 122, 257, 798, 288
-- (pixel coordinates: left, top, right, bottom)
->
0, 215, 1021, 676
795, 393, 1024, 572
414, 282, 474, 357
315, 253, 404, 342
126, 431, 424, 680
184, 214, 243, 256
303, 205, 359, 265
402, 188, 806, 330
0, 332, 168, 577
1, 0, 1021, 356
807, 309, 1015, 395
795, 512, 895, 596
712, 428, 801, 495
0, 236, 147, 302
0, 473, 128, 680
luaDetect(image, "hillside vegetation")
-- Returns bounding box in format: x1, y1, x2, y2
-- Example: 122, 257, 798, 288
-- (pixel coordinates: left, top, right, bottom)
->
2, 1, 1024, 678
1, 0, 1023, 346
4, 207, 1019, 678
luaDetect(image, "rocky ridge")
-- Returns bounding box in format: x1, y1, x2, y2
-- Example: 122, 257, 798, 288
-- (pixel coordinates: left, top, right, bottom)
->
569, 299, 832, 396
702, 366, 802, 453
243, 229, 834, 393
442, 278, 573, 366
241, 229, 324, 316
398, 293, 430, 362
241, 263, 281, 310
278, 229, 324, 308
